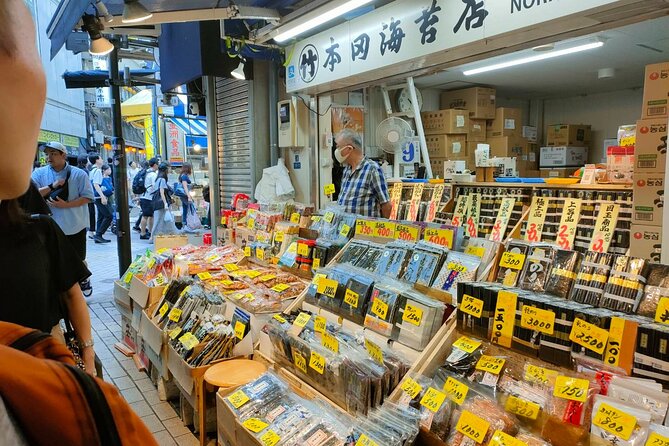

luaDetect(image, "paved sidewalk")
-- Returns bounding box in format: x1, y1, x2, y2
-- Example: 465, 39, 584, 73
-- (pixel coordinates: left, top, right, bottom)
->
86, 211, 199, 446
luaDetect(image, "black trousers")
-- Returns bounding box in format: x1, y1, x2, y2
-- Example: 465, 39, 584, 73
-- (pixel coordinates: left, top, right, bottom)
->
87, 202, 95, 232
95, 199, 113, 236
65, 228, 87, 261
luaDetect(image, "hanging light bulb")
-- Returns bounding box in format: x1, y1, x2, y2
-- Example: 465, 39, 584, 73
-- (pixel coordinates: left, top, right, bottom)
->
82, 14, 114, 56
122, 0, 153, 24
231, 58, 246, 80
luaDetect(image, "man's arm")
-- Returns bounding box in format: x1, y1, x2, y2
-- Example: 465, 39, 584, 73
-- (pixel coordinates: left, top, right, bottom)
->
370, 165, 391, 218
380, 201, 392, 219
49, 196, 91, 209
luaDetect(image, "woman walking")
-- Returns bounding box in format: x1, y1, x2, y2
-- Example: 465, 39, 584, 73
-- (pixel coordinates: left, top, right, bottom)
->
150, 162, 178, 241
178, 163, 193, 229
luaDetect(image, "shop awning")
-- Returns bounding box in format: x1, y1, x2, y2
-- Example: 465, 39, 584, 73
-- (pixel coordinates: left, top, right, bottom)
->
63, 69, 157, 89
121, 89, 153, 118
168, 118, 207, 136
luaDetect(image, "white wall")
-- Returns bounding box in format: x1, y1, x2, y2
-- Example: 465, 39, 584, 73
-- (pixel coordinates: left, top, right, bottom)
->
543, 88, 643, 163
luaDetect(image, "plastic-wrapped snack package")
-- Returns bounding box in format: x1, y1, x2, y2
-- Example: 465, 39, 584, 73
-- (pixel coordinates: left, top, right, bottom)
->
569, 251, 615, 306
223, 371, 288, 417
401, 241, 448, 286
515, 431, 551, 446
518, 243, 558, 293
375, 241, 414, 279
354, 243, 386, 272
541, 375, 601, 446
366, 403, 420, 445
496, 240, 531, 287
337, 240, 372, 265
636, 263, 669, 319
590, 394, 651, 446
646, 424, 669, 446
317, 265, 356, 313
432, 251, 480, 294
461, 237, 502, 281
545, 249, 582, 299
600, 256, 648, 314
263, 400, 314, 443
442, 335, 485, 377
339, 271, 376, 325
497, 368, 551, 435
446, 395, 519, 446
364, 280, 410, 338
606, 376, 669, 424
416, 378, 455, 442
396, 289, 446, 350
285, 407, 350, 446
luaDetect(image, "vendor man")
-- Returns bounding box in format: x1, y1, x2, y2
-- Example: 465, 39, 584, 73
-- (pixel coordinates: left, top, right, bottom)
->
335, 129, 391, 218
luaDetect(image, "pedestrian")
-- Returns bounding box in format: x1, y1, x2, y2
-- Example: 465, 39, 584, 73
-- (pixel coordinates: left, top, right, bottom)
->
90, 163, 114, 243
139, 158, 158, 240
76, 155, 87, 171
132, 160, 149, 232
150, 162, 178, 241
177, 162, 193, 229
335, 129, 391, 218
127, 160, 139, 207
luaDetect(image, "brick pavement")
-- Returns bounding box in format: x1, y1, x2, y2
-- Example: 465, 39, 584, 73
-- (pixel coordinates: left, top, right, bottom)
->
86, 209, 199, 446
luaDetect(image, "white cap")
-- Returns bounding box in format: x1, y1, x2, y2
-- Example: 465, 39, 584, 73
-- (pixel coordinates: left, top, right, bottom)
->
43, 141, 67, 154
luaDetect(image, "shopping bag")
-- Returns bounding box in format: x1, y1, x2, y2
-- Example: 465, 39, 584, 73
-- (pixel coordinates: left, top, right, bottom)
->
164, 210, 174, 223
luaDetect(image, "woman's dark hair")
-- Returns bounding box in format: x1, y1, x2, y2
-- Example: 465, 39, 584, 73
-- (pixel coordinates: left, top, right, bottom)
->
141, 160, 149, 169
77, 155, 88, 169
157, 162, 169, 180
180, 163, 192, 176
0, 199, 25, 230
102, 164, 111, 173
88, 154, 100, 164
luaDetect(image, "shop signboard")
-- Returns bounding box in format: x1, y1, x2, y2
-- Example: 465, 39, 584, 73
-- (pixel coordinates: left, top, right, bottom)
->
38, 130, 81, 150
286, 0, 622, 93
166, 121, 184, 164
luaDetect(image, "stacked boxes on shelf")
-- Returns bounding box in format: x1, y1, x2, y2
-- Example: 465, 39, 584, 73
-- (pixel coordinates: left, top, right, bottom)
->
421, 109, 471, 179
540, 124, 591, 178
631, 61, 669, 261
487, 107, 535, 177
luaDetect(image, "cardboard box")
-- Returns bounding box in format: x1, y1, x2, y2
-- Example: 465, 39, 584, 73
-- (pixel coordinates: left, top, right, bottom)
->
121, 314, 138, 353
487, 136, 527, 158
642, 62, 669, 119
139, 309, 168, 378
546, 124, 592, 146
487, 107, 523, 138
114, 280, 132, 318
421, 109, 469, 135
476, 166, 495, 182
440, 87, 496, 120
425, 134, 467, 158
539, 146, 588, 168
154, 235, 189, 251
540, 168, 577, 178
635, 118, 668, 172
128, 275, 166, 309
632, 172, 665, 225
523, 126, 538, 143
630, 224, 663, 262
468, 119, 487, 142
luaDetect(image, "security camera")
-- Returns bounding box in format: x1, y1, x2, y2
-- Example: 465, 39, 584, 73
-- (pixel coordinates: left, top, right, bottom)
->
189, 101, 200, 116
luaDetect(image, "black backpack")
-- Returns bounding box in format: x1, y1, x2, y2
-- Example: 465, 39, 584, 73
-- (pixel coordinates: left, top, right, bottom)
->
132, 169, 147, 195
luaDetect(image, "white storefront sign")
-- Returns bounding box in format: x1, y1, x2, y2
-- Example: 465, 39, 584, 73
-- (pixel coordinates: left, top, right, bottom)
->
286, 0, 622, 93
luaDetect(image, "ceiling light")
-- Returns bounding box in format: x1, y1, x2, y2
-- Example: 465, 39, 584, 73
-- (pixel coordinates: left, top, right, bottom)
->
532, 43, 554, 52
231, 60, 246, 80
122, 0, 153, 24
193, 143, 202, 152
464, 41, 605, 76
82, 14, 114, 56
273, 0, 373, 43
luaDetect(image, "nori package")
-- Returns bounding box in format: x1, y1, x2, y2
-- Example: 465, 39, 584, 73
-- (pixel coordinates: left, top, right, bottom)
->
545, 250, 583, 299
339, 271, 376, 325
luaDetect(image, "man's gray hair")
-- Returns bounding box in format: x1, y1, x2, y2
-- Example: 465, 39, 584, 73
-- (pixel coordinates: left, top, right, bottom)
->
337, 128, 363, 151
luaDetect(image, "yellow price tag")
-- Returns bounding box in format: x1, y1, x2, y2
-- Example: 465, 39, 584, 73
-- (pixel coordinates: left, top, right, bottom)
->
461, 294, 484, 319
476, 355, 506, 375
274, 231, 284, 243
242, 418, 269, 433
293, 312, 311, 328
207, 254, 221, 263
365, 339, 384, 365
371, 298, 389, 319
520, 305, 555, 335
310, 216, 321, 223
244, 246, 251, 257
402, 303, 423, 326
605, 317, 625, 367
271, 283, 290, 293
324, 211, 335, 223
525, 365, 558, 386
148, 258, 156, 269
158, 303, 169, 318
309, 351, 325, 374
456, 410, 490, 444
227, 390, 250, 409
655, 297, 669, 324
317, 278, 338, 298
293, 352, 307, 373
314, 316, 327, 334
569, 317, 609, 355
123, 272, 133, 284
168, 308, 182, 323
400, 377, 422, 399
355, 219, 375, 237
420, 387, 447, 413
169, 327, 181, 340
340, 224, 351, 237
321, 332, 339, 353
179, 332, 199, 350
290, 213, 300, 224
313, 258, 321, 269
324, 183, 336, 195
256, 248, 265, 261
234, 321, 246, 340
593, 403, 637, 441
492, 290, 517, 348
273, 314, 287, 324
154, 274, 166, 286
505, 395, 540, 420
197, 271, 212, 280
395, 223, 420, 242
344, 289, 359, 308
247, 218, 255, 230
465, 246, 485, 258
373, 221, 395, 238
223, 263, 239, 272
453, 336, 481, 354
355, 434, 379, 446
245, 270, 262, 279
423, 227, 453, 249
554, 376, 589, 403
312, 273, 326, 286
259, 274, 276, 282
443, 377, 469, 405
646, 432, 669, 446
259, 430, 281, 446
489, 430, 528, 446
499, 252, 526, 270
297, 243, 309, 256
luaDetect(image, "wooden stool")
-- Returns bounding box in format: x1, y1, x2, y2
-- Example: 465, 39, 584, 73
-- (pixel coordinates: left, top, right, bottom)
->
198, 359, 268, 446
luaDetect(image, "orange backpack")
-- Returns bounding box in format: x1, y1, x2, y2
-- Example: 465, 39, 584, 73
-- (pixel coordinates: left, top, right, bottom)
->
0, 321, 158, 446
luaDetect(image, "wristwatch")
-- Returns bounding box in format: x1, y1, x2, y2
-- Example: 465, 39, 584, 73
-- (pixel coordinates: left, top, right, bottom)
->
48, 183, 55, 191
79, 339, 95, 349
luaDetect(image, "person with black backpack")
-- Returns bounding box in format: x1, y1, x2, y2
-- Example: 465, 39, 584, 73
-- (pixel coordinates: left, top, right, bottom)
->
131, 160, 149, 232
137, 158, 158, 240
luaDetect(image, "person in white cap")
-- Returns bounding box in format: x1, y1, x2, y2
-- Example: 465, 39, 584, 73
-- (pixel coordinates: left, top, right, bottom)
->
32, 142, 95, 265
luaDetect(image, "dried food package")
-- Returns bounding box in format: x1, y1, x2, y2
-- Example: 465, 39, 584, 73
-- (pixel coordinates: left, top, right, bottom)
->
396, 290, 446, 350
402, 241, 448, 286
600, 256, 647, 313
375, 241, 414, 279
569, 251, 615, 306
442, 336, 484, 377
354, 242, 387, 272
545, 250, 583, 299
515, 431, 551, 446
461, 237, 502, 281
637, 264, 669, 319
317, 265, 356, 313
497, 371, 550, 433
607, 376, 668, 424
590, 395, 651, 446
364, 281, 409, 338
518, 244, 558, 293
338, 240, 372, 265
432, 251, 480, 295
496, 240, 531, 287
446, 395, 519, 446
339, 271, 376, 325
224, 371, 288, 417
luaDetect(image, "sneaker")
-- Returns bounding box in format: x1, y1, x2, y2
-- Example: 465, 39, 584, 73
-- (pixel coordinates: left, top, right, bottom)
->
94, 235, 111, 244
140, 234, 150, 240
79, 279, 93, 298
132, 226, 141, 233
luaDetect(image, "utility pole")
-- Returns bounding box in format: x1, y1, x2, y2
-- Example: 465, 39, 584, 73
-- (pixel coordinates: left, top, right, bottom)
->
109, 40, 132, 276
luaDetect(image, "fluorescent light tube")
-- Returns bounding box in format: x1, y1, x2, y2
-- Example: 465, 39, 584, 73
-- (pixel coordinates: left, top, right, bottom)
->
274, 0, 373, 43
463, 41, 604, 76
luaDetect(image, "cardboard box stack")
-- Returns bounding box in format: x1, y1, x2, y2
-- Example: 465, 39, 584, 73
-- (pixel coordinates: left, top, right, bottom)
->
539, 124, 591, 178
486, 107, 536, 177
421, 107, 473, 177
631, 62, 669, 261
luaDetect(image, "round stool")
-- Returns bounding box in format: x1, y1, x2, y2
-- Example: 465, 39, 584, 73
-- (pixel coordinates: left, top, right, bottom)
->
198, 360, 268, 446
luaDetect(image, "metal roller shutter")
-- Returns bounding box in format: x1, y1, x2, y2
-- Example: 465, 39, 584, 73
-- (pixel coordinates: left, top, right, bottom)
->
215, 78, 254, 208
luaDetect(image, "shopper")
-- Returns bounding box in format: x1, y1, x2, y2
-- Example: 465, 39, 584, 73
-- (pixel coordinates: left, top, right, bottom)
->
335, 129, 391, 218
132, 160, 149, 232
86, 153, 98, 239
178, 162, 193, 228
127, 160, 139, 208
139, 157, 159, 240
150, 162, 178, 240
76, 155, 87, 171
91, 164, 114, 243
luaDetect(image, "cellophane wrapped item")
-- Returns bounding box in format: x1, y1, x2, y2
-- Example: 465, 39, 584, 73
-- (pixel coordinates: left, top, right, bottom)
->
636, 263, 669, 319
590, 394, 651, 446
446, 395, 519, 446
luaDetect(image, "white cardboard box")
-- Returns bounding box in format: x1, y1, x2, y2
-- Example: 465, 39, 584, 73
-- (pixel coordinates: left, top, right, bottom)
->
539, 146, 588, 168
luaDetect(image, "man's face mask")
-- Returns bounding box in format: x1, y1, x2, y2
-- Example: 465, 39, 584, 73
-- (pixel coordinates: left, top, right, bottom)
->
335, 145, 351, 164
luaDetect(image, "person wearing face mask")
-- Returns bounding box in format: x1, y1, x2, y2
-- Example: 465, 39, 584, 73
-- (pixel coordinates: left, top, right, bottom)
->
334, 128, 391, 218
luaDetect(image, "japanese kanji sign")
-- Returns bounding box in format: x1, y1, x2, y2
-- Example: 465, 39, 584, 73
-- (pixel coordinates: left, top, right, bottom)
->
166, 121, 184, 164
